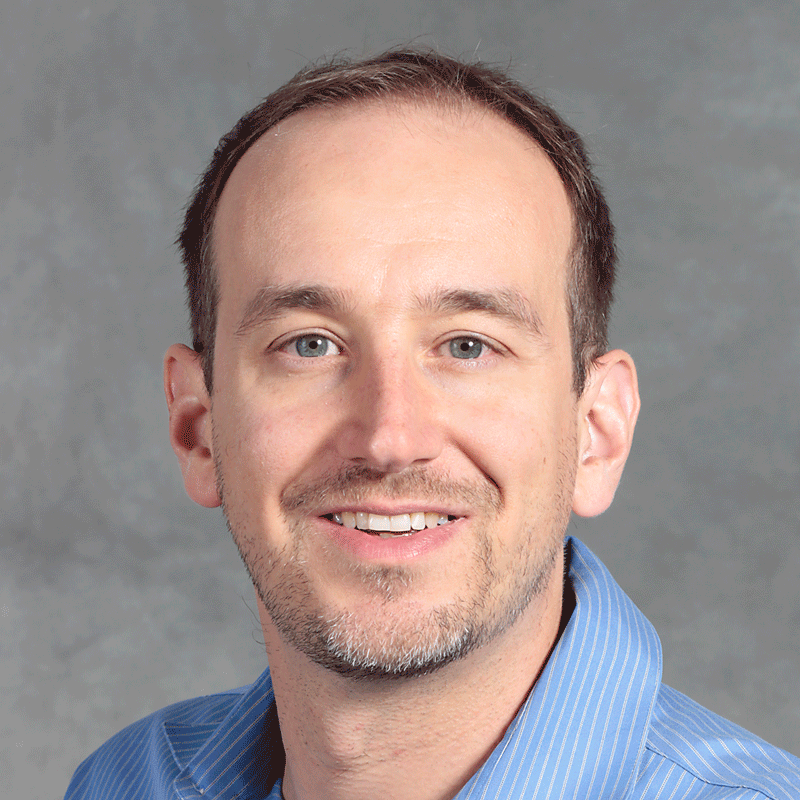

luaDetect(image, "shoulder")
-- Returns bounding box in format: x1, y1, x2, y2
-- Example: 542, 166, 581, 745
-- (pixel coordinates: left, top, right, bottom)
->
634, 683, 800, 800
64, 686, 249, 800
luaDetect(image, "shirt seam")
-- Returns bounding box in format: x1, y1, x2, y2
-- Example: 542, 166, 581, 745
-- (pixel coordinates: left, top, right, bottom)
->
643, 742, 780, 800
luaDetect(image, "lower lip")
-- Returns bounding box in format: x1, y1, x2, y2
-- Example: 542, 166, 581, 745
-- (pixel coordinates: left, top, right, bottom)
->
320, 516, 463, 561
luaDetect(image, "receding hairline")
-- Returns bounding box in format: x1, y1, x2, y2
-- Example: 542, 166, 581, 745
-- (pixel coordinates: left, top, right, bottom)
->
185, 56, 607, 396
256, 88, 530, 138
210, 89, 578, 287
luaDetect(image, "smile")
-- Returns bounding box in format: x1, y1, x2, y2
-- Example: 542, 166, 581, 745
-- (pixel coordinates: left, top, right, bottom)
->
327, 511, 457, 537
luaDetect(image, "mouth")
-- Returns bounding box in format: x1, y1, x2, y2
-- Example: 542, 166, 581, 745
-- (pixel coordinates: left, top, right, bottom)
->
323, 511, 459, 539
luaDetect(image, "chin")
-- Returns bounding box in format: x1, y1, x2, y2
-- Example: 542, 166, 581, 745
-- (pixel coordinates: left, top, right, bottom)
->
252, 528, 563, 682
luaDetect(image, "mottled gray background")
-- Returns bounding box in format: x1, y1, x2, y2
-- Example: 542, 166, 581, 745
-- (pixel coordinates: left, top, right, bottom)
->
2, 0, 799, 796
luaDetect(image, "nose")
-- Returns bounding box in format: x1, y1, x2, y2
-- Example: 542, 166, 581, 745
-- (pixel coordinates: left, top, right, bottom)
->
334, 351, 444, 473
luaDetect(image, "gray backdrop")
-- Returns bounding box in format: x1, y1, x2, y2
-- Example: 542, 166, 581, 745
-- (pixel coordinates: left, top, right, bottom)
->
3, 1, 799, 797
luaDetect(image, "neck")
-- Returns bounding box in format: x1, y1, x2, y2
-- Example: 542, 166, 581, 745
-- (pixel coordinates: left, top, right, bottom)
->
260, 565, 566, 800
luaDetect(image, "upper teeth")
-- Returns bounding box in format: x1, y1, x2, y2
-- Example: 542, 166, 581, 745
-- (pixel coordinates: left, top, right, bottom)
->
332, 511, 449, 533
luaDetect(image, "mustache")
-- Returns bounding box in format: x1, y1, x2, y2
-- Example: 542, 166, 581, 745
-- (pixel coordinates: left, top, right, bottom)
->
280, 464, 502, 514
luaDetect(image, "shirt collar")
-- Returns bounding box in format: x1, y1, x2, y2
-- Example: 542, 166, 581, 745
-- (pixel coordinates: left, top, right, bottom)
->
167, 537, 662, 800
458, 536, 663, 799
169, 668, 283, 799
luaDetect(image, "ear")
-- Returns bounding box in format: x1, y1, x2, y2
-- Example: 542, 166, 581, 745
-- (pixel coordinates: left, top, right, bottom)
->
572, 349, 640, 518
163, 343, 221, 508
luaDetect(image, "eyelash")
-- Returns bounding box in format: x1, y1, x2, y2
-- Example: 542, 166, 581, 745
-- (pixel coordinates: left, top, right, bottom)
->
437, 334, 498, 361
272, 331, 501, 361
275, 332, 343, 358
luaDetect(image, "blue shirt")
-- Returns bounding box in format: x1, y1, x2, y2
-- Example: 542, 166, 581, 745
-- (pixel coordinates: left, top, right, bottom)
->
65, 537, 800, 799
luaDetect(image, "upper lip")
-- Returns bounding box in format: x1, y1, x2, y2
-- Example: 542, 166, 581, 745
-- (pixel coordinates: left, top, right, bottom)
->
318, 502, 468, 518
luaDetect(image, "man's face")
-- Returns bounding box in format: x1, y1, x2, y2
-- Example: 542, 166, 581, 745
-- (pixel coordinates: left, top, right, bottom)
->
209, 101, 578, 678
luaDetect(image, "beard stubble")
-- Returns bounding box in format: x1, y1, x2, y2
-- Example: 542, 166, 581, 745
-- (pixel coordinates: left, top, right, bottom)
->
217, 454, 575, 681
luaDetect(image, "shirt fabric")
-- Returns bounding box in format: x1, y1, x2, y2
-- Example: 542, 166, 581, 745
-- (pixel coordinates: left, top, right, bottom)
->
65, 537, 800, 799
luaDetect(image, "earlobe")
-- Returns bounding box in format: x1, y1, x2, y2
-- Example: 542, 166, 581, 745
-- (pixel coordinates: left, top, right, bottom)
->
163, 343, 221, 508
572, 350, 640, 518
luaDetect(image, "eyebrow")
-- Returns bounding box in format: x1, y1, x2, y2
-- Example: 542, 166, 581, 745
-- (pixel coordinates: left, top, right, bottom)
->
415, 288, 546, 340
235, 284, 354, 337
235, 283, 545, 341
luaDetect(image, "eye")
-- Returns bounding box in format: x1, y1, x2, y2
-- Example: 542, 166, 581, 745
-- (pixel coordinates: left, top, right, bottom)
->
289, 334, 341, 358
447, 336, 488, 359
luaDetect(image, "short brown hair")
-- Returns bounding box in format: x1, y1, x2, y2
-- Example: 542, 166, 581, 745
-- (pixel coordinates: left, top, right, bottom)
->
178, 47, 616, 395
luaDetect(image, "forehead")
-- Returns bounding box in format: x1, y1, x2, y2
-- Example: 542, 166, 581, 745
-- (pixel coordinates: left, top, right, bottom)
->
213, 99, 573, 320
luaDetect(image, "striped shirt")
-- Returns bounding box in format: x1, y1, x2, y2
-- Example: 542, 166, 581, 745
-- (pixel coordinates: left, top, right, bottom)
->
65, 537, 800, 799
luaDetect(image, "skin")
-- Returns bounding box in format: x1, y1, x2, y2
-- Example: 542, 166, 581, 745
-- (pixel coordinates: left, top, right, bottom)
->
165, 99, 640, 800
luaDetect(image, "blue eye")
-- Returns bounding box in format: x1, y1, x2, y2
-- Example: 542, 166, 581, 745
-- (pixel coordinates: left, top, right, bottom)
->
449, 337, 485, 359
293, 335, 340, 357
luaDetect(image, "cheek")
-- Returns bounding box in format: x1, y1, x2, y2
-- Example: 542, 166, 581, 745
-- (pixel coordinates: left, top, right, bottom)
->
219, 392, 333, 486
451, 380, 574, 491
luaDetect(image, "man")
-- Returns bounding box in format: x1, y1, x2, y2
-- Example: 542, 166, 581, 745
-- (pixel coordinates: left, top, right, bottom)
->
65, 48, 800, 800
